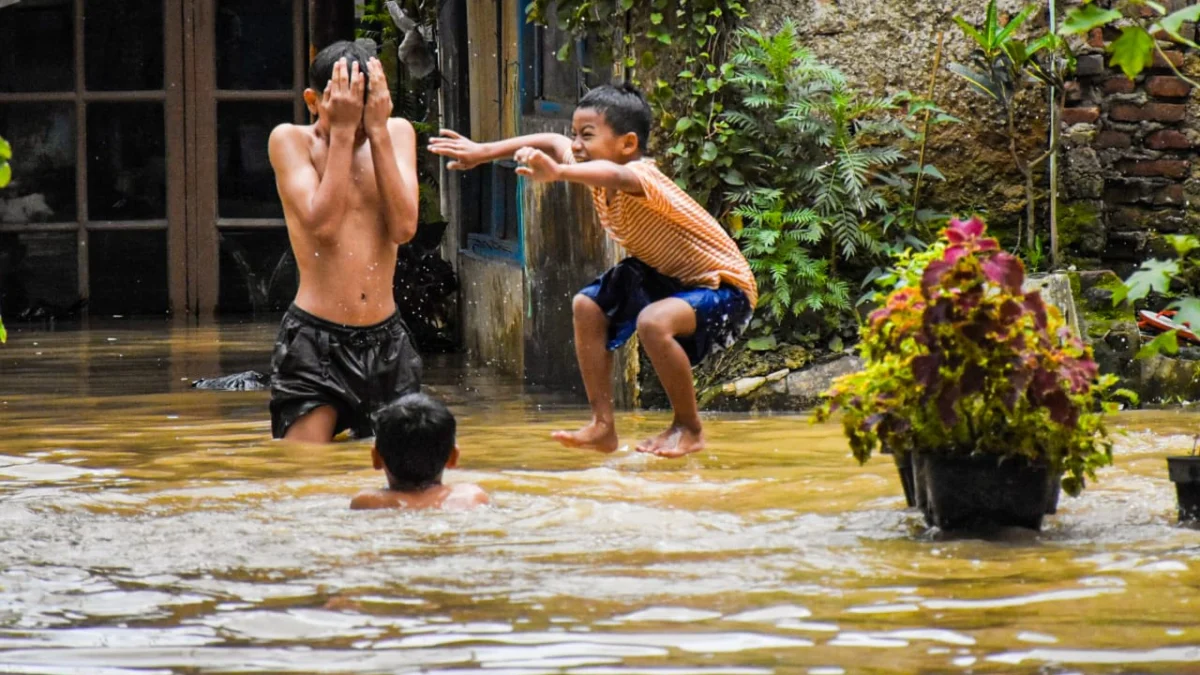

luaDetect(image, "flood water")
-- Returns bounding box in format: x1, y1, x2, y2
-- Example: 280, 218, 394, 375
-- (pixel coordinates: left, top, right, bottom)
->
1, 320, 1199, 674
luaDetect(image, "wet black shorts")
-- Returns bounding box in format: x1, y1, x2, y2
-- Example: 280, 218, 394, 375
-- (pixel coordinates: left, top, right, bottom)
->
579, 257, 753, 366
269, 304, 422, 439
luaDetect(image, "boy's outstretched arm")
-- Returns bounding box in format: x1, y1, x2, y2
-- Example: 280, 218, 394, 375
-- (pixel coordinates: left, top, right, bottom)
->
514, 148, 644, 196
365, 58, 419, 245
430, 130, 572, 170
268, 58, 363, 242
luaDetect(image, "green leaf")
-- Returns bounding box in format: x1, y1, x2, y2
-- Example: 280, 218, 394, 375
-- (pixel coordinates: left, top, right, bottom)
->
953, 16, 988, 50
0, 161, 9, 189
1059, 4, 1122, 36
0, 314, 6, 344
1169, 297, 1200, 333
0, 135, 10, 160
700, 141, 718, 162
994, 4, 1039, 46
746, 335, 777, 351
1166, 234, 1200, 258
1115, 258, 1178, 305
620, 0, 633, 10
722, 169, 745, 186
556, 42, 572, 61
1152, 5, 1200, 48
1108, 26, 1156, 79
1137, 329, 1179, 359
946, 63, 1002, 100
650, 12, 663, 24
657, 32, 672, 45
675, 117, 694, 132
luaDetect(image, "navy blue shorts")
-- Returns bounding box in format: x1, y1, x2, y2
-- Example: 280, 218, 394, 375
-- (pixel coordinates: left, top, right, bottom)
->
578, 258, 753, 366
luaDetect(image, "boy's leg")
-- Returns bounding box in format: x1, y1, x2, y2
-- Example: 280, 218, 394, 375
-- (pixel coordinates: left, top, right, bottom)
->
283, 405, 339, 443
634, 298, 704, 458
551, 294, 619, 452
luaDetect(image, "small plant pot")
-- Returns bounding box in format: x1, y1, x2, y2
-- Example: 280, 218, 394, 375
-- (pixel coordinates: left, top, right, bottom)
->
1167, 456, 1200, 523
913, 452, 1055, 531
893, 453, 916, 508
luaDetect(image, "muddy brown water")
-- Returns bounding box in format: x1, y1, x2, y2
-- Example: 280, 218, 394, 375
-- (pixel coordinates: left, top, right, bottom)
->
1, 320, 1199, 674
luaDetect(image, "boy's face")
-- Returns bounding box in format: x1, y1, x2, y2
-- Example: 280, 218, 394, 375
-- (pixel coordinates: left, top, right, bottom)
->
571, 108, 639, 164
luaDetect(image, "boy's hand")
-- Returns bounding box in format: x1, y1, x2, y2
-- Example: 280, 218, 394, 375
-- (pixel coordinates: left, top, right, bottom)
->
428, 130, 485, 170
363, 57, 393, 139
514, 147, 560, 182
320, 58, 365, 131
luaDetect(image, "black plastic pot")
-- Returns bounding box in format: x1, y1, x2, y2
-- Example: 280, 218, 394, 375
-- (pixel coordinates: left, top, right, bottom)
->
894, 453, 916, 508
1167, 456, 1200, 523
912, 453, 1057, 531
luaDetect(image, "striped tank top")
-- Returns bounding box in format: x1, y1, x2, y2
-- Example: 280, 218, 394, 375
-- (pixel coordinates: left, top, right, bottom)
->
576, 156, 758, 308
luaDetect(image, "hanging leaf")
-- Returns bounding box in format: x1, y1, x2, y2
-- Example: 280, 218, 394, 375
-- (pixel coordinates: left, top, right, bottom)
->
0, 315, 6, 344
1059, 4, 1122, 36
1108, 26, 1155, 80
1151, 5, 1200, 49
1169, 297, 1200, 332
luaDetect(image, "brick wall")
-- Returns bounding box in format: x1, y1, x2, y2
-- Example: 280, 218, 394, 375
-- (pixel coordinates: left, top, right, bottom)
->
1062, 30, 1198, 269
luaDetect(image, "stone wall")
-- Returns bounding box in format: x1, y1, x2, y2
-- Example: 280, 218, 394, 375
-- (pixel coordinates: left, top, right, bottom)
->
1060, 30, 1199, 272
750, 0, 1052, 238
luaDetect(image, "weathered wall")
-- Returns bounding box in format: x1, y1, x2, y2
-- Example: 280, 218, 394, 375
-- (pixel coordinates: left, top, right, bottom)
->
749, 0, 1054, 238
459, 253, 525, 376
518, 116, 638, 406
1060, 33, 1199, 272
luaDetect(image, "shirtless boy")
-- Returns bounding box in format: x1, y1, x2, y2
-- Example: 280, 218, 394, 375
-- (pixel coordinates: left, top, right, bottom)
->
430, 83, 757, 457
267, 41, 422, 443
351, 392, 489, 510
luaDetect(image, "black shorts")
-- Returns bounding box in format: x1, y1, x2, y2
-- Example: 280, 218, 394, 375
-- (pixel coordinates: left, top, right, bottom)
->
269, 304, 422, 439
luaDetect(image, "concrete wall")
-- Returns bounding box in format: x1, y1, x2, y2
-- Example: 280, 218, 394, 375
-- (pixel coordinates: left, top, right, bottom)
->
518, 117, 629, 400
459, 253, 525, 375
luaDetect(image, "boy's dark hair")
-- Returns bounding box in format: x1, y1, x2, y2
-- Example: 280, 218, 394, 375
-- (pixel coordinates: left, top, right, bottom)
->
308, 40, 374, 96
578, 81, 652, 154
373, 392, 456, 487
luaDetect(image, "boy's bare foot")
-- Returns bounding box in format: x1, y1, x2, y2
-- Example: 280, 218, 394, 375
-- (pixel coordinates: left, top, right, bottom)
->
552, 420, 619, 453
635, 424, 705, 458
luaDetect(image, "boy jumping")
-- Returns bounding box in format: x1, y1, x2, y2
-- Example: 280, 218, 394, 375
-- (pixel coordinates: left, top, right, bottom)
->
429, 82, 757, 457
267, 41, 423, 443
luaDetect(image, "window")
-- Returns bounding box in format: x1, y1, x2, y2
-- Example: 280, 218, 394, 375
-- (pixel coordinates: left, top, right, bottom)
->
522, 6, 597, 118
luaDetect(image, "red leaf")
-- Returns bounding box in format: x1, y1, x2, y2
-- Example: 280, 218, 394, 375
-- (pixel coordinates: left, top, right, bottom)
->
949, 216, 985, 240
1023, 292, 1048, 330
936, 381, 961, 427
982, 252, 1025, 292
999, 298, 1024, 323
913, 354, 941, 387
921, 260, 953, 292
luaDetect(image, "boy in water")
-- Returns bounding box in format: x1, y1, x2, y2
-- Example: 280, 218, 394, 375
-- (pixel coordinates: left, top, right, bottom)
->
429, 83, 757, 457
268, 41, 423, 443
351, 393, 489, 510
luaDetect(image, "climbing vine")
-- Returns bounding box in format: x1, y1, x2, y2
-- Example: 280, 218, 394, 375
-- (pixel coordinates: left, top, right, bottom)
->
526, 0, 750, 213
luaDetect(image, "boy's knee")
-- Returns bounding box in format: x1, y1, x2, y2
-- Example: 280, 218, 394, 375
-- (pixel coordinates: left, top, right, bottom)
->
572, 293, 601, 317
636, 311, 670, 340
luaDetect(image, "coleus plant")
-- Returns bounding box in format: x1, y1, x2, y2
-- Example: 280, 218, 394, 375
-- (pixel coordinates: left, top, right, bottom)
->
817, 217, 1128, 495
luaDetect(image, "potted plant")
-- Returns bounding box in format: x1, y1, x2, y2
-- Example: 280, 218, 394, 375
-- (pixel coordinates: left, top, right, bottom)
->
817, 217, 1123, 531
1112, 234, 1200, 524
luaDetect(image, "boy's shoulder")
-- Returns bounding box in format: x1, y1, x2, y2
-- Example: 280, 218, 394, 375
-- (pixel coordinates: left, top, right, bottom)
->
349, 483, 488, 511
442, 483, 489, 510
